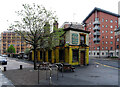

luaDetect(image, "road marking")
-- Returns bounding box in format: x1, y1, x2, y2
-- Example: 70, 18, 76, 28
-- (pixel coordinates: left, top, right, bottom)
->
94, 62, 120, 70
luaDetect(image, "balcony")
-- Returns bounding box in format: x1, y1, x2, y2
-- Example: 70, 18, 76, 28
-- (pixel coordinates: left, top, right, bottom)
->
93, 21, 100, 25
93, 38, 100, 42
93, 31, 100, 36
93, 26, 100, 31
93, 18, 100, 25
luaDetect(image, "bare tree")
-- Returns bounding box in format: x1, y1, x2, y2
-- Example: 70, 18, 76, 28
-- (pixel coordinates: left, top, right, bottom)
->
10, 3, 57, 69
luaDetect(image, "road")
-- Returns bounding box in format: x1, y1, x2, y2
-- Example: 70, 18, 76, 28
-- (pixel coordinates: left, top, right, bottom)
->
0, 56, 119, 86
90, 57, 120, 69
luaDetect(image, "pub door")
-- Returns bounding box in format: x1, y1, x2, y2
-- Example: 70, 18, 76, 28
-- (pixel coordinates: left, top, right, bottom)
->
80, 51, 85, 65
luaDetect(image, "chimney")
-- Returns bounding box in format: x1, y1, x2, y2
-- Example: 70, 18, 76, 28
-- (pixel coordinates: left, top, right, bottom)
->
53, 21, 58, 29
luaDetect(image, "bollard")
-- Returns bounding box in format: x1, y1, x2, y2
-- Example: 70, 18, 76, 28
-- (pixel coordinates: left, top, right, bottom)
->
4, 67, 6, 71
49, 68, 52, 85
20, 65, 22, 70
56, 65, 58, 80
61, 64, 63, 77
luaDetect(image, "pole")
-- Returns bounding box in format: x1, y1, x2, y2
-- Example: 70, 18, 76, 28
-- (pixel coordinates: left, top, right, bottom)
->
56, 65, 58, 80
99, 46, 100, 58
115, 35, 116, 56
38, 66, 40, 84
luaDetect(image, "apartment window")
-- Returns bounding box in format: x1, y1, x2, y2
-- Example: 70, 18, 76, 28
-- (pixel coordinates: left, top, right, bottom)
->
110, 41, 113, 44
110, 47, 113, 50
110, 20, 113, 23
102, 36, 104, 38
106, 36, 108, 38
102, 31, 104, 33
102, 18, 104, 22
117, 52, 119, 56
102, 47, 104, 50
115, 26, 117, 28
102, 25, 104, 27
102, 52, 104, 55
17, 44, 20, 46
106, 47, 108, 49
110, 36, 113, 39
94, 47, 95, 50
106, 25, 108, 28
110, 31, 113, 33
106, 42, 108, 44
110, 26, 113, 28
117, 45, 119, 49
97, 52, 99, 55
80, 35, 85, 44
117, 38, 119, 42
106, 31, 108, 33
115, 20, 117, 23
97, 47, 100, 50
106, 52, 108, 55
106, 19, 108, 22
3, 44, 6, 46
17, 41, 20, 43
102, 41, 104, 44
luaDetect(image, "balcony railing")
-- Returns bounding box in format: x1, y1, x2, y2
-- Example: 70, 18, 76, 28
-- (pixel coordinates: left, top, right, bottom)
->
93, 38, 100, 42
93, 26, 100, 31
93, 31, 100, 36
93, 18, 100, 25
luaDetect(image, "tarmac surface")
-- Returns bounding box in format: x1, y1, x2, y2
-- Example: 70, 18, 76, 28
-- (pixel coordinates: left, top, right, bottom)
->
1, 57, 120, 87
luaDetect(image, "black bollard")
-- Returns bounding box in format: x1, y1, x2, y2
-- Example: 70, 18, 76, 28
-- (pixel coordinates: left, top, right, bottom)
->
4, 67, 6, 71
20, 65, 22, 70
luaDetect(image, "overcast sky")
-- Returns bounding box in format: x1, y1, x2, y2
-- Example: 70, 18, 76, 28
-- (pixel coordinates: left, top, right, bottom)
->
0, 0, 120, 33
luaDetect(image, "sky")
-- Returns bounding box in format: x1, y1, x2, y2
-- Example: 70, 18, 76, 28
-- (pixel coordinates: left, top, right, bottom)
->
0, 0, 120, 33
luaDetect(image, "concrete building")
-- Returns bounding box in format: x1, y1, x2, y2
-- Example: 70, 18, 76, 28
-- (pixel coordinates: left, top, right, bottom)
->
83, 7, 120, 57
1, 29, 29, 55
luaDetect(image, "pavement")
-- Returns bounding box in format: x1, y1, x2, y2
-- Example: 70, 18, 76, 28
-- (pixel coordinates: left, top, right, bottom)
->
0, 57, 119, 87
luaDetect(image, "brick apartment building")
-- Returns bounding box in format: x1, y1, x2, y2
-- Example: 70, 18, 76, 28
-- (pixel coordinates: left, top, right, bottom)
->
83, 7, 120, 57
1, 29, 30, 55
115, 27, 120, 58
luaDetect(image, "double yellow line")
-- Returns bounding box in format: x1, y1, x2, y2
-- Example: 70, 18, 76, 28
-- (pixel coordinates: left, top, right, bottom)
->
94, 62, 120, 70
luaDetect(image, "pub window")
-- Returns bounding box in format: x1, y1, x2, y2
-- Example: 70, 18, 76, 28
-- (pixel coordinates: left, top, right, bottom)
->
72, 49, 79, 62
80, 35, 85, 44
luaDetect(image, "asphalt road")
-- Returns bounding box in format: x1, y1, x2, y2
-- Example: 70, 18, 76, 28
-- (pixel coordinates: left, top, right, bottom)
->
0, 56, 119, 86
90, 57, 120, 69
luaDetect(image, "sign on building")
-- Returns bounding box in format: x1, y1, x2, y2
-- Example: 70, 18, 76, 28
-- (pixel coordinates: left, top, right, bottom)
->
72, 33, 78, 45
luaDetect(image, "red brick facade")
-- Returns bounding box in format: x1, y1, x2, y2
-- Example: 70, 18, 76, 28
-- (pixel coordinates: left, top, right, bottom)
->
83, 8, 120, 57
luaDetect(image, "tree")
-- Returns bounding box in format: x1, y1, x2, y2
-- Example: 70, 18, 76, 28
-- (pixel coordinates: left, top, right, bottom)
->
24, 48, 30, 55
7, 45, 16, 55
10, 3, 57, 70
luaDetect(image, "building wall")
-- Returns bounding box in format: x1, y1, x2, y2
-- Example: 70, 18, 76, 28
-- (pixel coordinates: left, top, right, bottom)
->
65, 30, 89, 46
85, 10, 119, 57
1, 31, 29, 55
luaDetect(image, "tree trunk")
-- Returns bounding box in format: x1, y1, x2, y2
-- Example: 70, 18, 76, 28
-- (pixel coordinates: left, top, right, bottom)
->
34, 45, 37, 70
